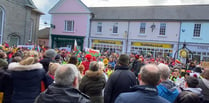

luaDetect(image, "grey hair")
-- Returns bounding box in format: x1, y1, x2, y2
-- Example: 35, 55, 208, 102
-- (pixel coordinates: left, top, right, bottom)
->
98, 61, 105, 70
89, 61, 99, 71
158, 63, 170, 80
55, 64, 79, 86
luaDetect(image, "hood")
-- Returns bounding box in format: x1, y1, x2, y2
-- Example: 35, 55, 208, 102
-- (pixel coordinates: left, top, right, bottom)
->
202, 78, 209, 89
157, 80, 178, 95
184, 88, 202, 95
8, 62, 43, 71
85, 70, 103, 77
130, 85, 158, 96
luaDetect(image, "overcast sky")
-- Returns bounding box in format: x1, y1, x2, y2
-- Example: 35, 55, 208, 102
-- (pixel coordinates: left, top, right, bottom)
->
32, 0, 209, 29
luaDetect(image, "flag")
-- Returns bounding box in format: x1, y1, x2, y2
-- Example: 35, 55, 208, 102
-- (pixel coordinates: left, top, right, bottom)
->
74, 40, 80, 56
86, 48, 100, 57
175, 59, 181, 64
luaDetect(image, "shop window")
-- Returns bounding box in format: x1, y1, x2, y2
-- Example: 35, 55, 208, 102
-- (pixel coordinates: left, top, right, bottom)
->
140, 23, 146, 34
65, 20, 74, 32
193, 24, 201, 37
97, 22, 102, 33
113, 23, 118, 34
159, 23, 166, 35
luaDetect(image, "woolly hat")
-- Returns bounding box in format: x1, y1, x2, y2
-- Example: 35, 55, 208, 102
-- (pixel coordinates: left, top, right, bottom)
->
45, 49, 57, 58
85, 54, 92, 61
118, 54, 129, 66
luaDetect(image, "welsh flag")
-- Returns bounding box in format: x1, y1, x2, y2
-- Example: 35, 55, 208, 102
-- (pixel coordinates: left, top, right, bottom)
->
175, 59, 181, 64
74, 40, 80, 56
86, 48, 100, 57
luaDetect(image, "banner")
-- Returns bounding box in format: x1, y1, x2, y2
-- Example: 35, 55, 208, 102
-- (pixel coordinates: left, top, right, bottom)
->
85, 48, 100, 57
132, 42, 173, 48
17, 45, 34, 50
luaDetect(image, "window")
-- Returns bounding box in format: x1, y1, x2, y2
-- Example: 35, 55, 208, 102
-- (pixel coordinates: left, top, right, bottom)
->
97, 22, 102, 33
65, 20, 74, 32
159, 23, 166, 35
140, 23, 146, 34
113, 23, 118, 34
193, 24, 201, 37
0, 7, 5, 44
29, 19, 34, 41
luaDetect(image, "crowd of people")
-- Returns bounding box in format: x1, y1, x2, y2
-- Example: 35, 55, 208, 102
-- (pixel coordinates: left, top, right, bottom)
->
0, 46, 209, 103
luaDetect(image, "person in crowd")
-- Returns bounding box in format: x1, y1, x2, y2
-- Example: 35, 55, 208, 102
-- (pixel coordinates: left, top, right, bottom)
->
78, 64, 85, 78
79, 61, 106, 103
198, 69, 209, 103
82, 54, 92, 75
47, 63, 60, 80
0, 52, 8, 68
190, 67, 202, 78
157, 63, 179, 103
8, 50, 52, 103
40, 49, 57, 72
68, 56, 78, 66
108, 57, 116, 69
131, 55, 145, 77
104, 54, 137, 103
35, 64, 90, 103
11, 56, 22, 63
115, 64, 170, 103
54, 54, 62, 64
188, 62, 196, 70
174, 91, 201, 103
98, 61, 108, 81
0, 66, 13, 103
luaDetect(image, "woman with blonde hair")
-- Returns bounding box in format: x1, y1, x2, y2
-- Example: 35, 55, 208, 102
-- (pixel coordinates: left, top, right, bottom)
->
48, 63, 60, 80
8, 50, 52, 103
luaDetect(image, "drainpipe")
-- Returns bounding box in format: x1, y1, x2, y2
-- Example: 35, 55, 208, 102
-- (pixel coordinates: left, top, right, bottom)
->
126, 21, 130, 54
176, 21, 182, 59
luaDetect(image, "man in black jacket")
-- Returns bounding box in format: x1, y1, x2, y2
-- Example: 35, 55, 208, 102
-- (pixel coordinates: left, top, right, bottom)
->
35, 64, 90, 103
40, 49, 57, 72
104, 54, 137, 103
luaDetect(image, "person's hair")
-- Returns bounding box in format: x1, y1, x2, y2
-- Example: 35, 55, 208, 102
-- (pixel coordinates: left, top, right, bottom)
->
68, 56, 77, 65
78, 64, 84, 74
140, 64, 160, 86
89, 61, 99, 71
158, 63, 170, 80
174, 91, 201, 103
19, 51, 39, 65
48, 63, 60, 76
185, 76, 199, 88
98, 61, 105, 70
12, 56, 22, 62
55, 64, 78, 86
0, 52, 6, 58
45, 49, 57, 58
202, 69, 209, 80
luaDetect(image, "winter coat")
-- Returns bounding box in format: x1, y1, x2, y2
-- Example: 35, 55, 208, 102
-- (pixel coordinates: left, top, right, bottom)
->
115, 85, 170, 103
40, 57, 55, 72
131, 60, 144, 76
104, 65, 137, 103
79, 70, 106, 103
0, 67, 13, 103
157, 80, 179, 103
8, 62, 52, 103
198, 78, 209, 102
35, 83, 91, 103
0, 58, 8, 68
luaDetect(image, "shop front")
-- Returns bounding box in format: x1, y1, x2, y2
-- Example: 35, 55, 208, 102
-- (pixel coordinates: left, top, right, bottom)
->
182, 44, 209, 61
130, 41, 173, 58
91, 39, 124, 53
51, 35, 84, 50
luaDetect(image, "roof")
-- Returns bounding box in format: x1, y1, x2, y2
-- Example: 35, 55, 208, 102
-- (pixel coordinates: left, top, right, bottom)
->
38, 28, 50, 39
89, 5, 209, 21
25, 0, 37, 9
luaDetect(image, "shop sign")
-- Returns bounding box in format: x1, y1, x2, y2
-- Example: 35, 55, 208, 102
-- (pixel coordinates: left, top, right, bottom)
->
132, 42, 173, 48
93, 40, 122, 45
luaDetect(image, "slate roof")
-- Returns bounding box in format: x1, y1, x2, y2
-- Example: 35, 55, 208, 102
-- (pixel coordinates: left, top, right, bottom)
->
89, 5, 209, 21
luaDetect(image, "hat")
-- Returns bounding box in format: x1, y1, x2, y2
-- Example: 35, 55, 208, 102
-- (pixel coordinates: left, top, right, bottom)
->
135, 54, 139, 59
118, 54, 129, 65
85, 54, 92, 61
45, 49, 57, 58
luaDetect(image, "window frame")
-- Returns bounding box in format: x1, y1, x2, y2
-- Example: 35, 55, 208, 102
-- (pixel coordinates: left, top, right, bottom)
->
140, 23, 146, 34
64, 20, 75, 32
97, 22, 102, 33
159, 23, 166, 35
193, 24, 201, 37
112, 23, 118, 34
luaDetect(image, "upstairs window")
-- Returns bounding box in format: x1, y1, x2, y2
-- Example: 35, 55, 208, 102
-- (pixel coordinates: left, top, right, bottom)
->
193, 24, 201, 37
140, 23, 146, 34
65, 20, 74, 32
97, 22, 102, 33
113, 23, 118, 34
159, 23, 166, 35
